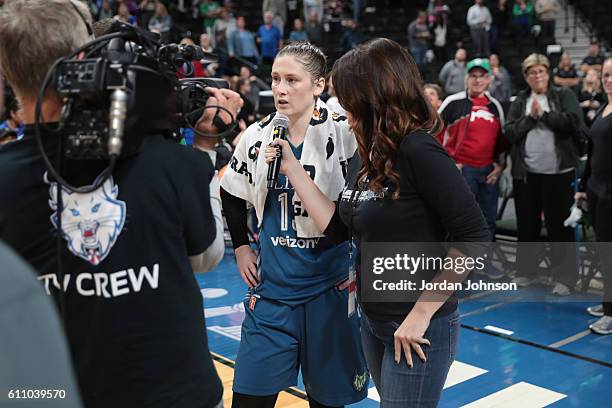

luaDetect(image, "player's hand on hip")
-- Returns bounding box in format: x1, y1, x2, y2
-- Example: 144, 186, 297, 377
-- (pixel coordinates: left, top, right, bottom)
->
234, 245, 259, 287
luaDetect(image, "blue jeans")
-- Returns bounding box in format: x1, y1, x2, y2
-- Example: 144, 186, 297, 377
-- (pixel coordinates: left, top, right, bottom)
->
461, 164, 499, 240
410, 46, 427, 66
361, 310, 460, 407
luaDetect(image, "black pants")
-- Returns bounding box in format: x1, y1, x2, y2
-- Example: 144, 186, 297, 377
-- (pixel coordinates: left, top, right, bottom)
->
588, 190, 612, 316
513, 172, 578, 288
231, 392, 342, 408
540, 19, 556, 41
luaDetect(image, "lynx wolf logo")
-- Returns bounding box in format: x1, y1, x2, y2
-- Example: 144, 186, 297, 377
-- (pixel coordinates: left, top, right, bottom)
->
46, 174, 126, 266
353, 371, 369, 392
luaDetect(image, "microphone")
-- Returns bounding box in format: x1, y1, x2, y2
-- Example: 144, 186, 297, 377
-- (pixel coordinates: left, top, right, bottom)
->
267, 113, 290, 189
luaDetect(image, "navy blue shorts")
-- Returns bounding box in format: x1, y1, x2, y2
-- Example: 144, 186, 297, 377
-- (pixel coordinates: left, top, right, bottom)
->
232, 287, 369, 406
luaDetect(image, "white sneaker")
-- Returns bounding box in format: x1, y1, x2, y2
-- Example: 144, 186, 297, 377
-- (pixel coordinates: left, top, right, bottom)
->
590, 315, 612, 335
587, 304, 604, 317
551, 282, 571, 296
512, 276, 534, 287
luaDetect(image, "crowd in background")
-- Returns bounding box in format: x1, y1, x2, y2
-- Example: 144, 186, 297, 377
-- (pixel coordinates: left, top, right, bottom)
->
1, 0, 610, 334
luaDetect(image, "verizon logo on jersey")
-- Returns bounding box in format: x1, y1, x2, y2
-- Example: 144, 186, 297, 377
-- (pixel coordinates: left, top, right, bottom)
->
270, 236, 319, 249
38, 264, 159, 298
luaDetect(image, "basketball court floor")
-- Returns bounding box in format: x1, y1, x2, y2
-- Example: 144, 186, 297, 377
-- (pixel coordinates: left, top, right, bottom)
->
199, 248, 611, 407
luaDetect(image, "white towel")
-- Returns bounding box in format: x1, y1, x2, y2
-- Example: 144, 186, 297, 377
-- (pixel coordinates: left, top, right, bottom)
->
221, 99, 356, 238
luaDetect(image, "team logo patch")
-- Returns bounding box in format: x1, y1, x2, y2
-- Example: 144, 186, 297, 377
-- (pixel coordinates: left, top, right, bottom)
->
248, 140, 262, 161
353, 371, 369, 392
258, 112, 276, 128
46, 174, 126, 266
331, 111, 347, 122
326, 137, 334, 159
309, 106, 328, 126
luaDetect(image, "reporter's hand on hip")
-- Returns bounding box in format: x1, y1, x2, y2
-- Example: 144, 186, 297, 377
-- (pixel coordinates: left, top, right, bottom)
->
235, 244, 259, 288
394, 310, 432, 368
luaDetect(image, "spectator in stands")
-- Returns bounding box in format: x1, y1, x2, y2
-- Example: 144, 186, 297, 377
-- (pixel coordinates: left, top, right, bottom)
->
257, 11, 283, 77
325, 0, 344, 28
235, 77, 256, 125
200, 33, 220, 76
139, 0, 156, 29
408, 11, 432, 67
200, 0, 221, 46
305, 10, 324, 45
148, 0, 172, 42
99, 0, 114, 20
303, 0, 323, 24
504, 53, 582, 295
240, 65, 268, 111
353, 0, 368, 22
263, 0, 287, 37
438, 58, 506, 259
340, 19, 364, 54
428, 0, 451, 24
512, 0, 534, 39
580, 41, 605, 74
120, 0, 139, 15
213, 7, 236, 50
489, 53, 513, 104
553, 51, 580, 90
577, 57, 612, 336
439, 47, 468, 95
286, 0, 303, 33
579, 68, 606, 127
467, 0, 492, 58
424, 83, 444, 109
289, 18, 308, 42
228, 16, 259, 66
535, 0, 559, 40
490, 0, 510, 54
115, 2, 137, 25
325, 75, 346, 114
177, 37, 207, 78
0, 89, 23, 142
428, 0, 450, 63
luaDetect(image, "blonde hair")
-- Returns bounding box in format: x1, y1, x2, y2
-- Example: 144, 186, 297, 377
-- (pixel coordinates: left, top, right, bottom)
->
582, 69, 602, 93
522, 53, 550, 75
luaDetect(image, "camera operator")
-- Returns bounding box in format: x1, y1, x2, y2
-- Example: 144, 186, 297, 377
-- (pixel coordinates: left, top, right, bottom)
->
0, 1, 242, 407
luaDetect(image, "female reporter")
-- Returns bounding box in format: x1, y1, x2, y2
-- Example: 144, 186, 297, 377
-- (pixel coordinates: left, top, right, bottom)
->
265, 38, 489, 407
577, 57, 612, 335
220, 42, 368, 408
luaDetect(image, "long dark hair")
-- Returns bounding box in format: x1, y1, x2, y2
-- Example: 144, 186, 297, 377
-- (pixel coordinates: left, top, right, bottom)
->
331, 38, 440, 199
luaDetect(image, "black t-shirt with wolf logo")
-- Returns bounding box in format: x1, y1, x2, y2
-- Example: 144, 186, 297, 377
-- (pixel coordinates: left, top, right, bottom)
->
0, 127, 222, 408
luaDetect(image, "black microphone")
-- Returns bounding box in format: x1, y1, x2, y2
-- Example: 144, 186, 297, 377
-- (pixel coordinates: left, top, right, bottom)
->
267, 113, 290, 189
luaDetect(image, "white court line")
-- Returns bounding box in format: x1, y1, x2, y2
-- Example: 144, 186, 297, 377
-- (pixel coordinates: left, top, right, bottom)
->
444, 361, 488, 389
548, 330, 591, 348
367, 361, 488, 402
208, 325, 242, 341
367, 387, 380, 402
460, 382, 566, 408
484, 325, 514, 336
